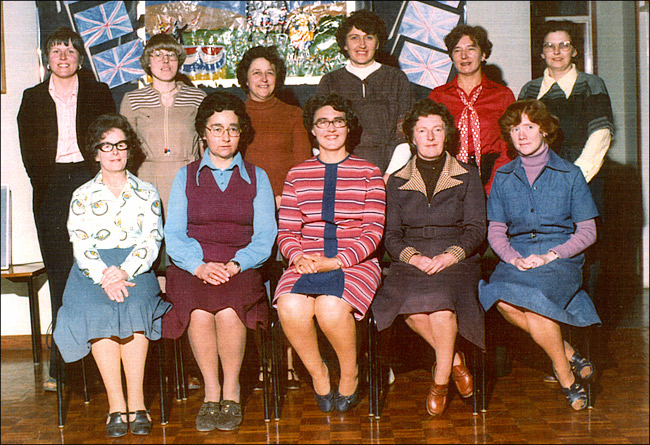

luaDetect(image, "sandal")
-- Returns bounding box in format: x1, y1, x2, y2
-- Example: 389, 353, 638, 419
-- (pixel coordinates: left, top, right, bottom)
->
569, 350, 595, 382
554, 367, 587, 411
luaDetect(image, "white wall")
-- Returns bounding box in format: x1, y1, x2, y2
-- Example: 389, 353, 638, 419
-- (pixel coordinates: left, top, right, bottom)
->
466, 1, 531, 98
1, 1, 52, 335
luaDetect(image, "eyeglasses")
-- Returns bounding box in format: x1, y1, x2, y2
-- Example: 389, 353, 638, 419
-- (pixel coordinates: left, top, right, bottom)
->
205, 126, 242, 138
150, 50, 179, 61
96, 140, 129, 152
542, 41, 572, 52
313, 117, 347, 129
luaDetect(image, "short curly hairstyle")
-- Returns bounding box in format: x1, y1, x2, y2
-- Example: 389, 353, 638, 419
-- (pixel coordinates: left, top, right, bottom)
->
140, 33, 186, 76
302, 93, 360, 133
335, 9, 388, 58
444, 24, 492, 60
498, 99, 560, 158
195, 92, 254, 152
402, 99, 458, 156
45, 27, 85, 67
84, 114, 144, 174
236, 46, 287, 96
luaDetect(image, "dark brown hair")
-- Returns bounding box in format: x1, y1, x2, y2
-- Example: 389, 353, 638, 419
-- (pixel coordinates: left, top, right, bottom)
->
498, 99, 560, 158
45, 27, 85, 67
335, 9, 388, 58
85, 114, 144, 173
195, 92, 254, 152
403, 98, 458, 156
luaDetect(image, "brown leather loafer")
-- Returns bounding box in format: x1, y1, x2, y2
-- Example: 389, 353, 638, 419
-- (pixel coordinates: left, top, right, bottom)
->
426, 382, 449, 415
451, 351, 473, 398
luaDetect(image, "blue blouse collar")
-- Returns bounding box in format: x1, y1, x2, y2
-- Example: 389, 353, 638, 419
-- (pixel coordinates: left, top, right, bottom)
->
196, 151, 250, 185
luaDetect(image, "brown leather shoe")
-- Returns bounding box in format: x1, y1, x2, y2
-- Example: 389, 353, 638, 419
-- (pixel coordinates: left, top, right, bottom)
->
426, 382, 449, 416
451, 351, 473, 398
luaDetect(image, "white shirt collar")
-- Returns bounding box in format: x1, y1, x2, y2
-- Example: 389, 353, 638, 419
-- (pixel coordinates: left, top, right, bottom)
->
538, 64, 578, 99
345, 60, 381, 81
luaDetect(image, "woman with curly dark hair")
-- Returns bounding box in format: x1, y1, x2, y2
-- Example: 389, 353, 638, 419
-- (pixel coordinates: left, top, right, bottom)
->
373, 98, 486, 416
273, 93, 386, 414
162, 92, 276, 431
53, 114, 172, 437
479, 99, 600, 411
318, 9, 413, 174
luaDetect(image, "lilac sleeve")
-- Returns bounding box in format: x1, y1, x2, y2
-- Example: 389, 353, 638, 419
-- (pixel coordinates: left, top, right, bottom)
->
487, 221, 522, 263
551, 219, 597, 258
488, 219, 597, 263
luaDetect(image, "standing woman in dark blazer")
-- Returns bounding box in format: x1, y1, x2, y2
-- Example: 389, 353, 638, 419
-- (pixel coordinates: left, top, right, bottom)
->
17, 26, 116, 391
372, 98, 486, 416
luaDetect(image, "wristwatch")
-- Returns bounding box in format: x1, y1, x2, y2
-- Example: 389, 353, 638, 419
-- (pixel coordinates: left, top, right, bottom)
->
231, 260, 241, 272
335, 257, 343, 269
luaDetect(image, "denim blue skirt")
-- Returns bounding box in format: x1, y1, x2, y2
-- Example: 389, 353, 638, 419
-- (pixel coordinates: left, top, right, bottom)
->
478, 257, 601, 327
53, 248, 172, 363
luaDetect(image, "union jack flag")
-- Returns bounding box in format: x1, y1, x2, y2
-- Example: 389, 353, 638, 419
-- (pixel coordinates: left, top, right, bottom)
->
396, 1, 460, 50
92, 39, 145, 88
73, 1, 133, 48
399, 40, 453, 90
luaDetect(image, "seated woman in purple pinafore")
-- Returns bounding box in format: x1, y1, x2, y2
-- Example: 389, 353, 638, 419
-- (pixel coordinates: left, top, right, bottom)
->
162, 92, 276, 432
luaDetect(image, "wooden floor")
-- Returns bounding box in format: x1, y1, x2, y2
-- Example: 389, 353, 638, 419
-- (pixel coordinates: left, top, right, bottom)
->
2, 287, 648, 445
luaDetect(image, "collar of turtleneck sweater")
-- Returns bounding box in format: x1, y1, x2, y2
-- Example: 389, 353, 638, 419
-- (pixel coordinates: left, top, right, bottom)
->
345, 60, 381, 81
519, 143, 550, 186
416, 154, 445, 201
246, 96, 279, 111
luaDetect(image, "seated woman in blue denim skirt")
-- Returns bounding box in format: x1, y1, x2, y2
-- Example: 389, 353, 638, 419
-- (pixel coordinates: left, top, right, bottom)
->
53, 114, 171, 437
478, 99, 600, 411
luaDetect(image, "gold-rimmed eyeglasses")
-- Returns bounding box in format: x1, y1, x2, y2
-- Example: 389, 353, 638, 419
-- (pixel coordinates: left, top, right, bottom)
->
205, 126, 242, 138
150, 50, 179, 61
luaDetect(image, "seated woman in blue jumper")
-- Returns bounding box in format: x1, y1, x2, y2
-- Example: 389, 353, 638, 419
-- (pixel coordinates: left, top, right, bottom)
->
479, 99, 600, 411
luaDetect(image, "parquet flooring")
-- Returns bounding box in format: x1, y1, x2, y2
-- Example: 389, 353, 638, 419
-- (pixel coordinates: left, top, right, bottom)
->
1, 319, 648, 444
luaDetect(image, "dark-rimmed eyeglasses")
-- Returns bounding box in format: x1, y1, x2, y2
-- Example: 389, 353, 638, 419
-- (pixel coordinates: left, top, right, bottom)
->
313, 117, 347, 129
96, 140, 129, 152
205, 126, 242, 138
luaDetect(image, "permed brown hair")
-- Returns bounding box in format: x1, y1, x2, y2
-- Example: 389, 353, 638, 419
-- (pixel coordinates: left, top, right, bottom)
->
498, 99, 560, 158
236, 45, 286, 96
402, 98, 458, 156
444, 24, 492, 60
195, 92, 254, 153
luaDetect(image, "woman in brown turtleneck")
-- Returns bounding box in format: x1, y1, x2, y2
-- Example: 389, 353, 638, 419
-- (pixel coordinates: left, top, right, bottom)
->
372, 98, 486, 416
236, 45, 312, 389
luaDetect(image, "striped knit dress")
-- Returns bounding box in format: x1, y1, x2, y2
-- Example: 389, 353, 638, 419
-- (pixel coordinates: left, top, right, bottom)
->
273, 155, 386, 320
120, 82, 206, 216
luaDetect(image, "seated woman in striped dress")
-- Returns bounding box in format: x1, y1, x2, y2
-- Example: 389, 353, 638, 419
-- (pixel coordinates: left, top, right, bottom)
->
273, 93, 386, 414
